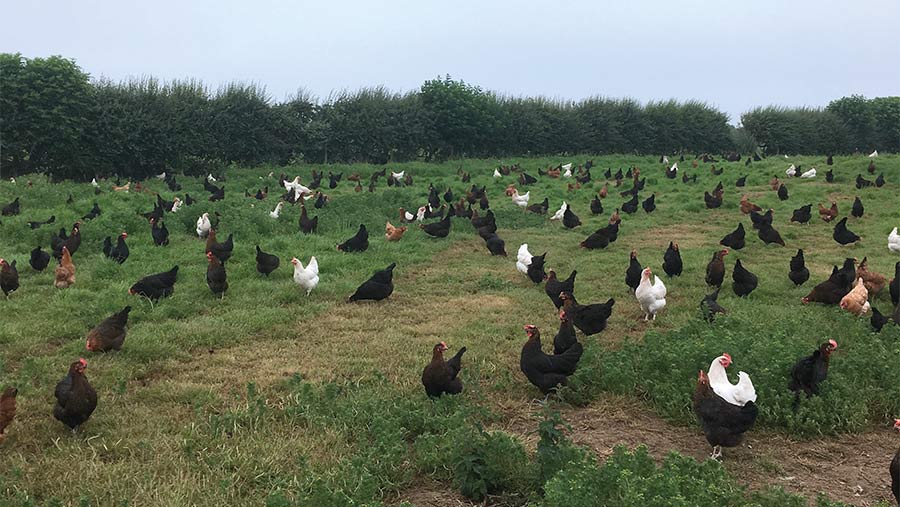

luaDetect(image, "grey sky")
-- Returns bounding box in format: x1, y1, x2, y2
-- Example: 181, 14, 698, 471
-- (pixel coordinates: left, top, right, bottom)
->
3, 0, 898, 124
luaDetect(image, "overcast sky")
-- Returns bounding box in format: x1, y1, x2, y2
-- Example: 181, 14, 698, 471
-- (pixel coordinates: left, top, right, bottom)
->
3, 0, 898, 124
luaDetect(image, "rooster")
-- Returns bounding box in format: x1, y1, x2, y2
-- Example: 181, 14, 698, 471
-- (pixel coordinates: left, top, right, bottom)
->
421, 342, 466, 398
291, 256, 319, 296
635, 268, 666, 321
54, 246, 76, 289
839, 278, 869, 316
53, 359, 97, 431
0, 387, 16, 441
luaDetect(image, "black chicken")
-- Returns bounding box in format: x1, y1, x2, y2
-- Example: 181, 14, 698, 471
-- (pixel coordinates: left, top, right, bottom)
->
206, 231, 234, 264
299, 205, 318, 234
788, 249, 810, 286
527, 197, 549, 215
735, 175, 747, 187
790, 204, 812, 224
832, 217, 860, 245
704, 191, 722, 209
777, 184, 789, 200
559, 292, 614, 335
749, 209, 773, 230
732, 259, 758, 297
421, 342, 466, 398
420, 215, 451, 238
870, 307, 889, 332
545, 270, 576, 309
788, 340, 837, 410
520, 325, 583, 395
150, 218, 169, 246
825, 169, 834, 182
255, 246, 280, 276
348, 262, 395, 302
27, 215, 55, 229
720, 223, 746, 250
103, 232, 129, 264
580, 226, 612, 250
1, 197, 20, 216
855, 174, 873, 189
757, 223, 785, 246
590, 195, 603, 215
705, 249, 728, 288
875, 173, 885, 187
53, 359, 97, 431
209, 185, 225, 202
890, 262, 899, 306
527, 252, 547, 284
553, 310, 578, 355
129, 266, 179, 300
625, 250, 642, 291
29, 246, 51, 272
621, 194, 639, 214
693, 369, 758, 460
562, 206, 581, 229
206, 252, 228, 298
663, 242, 683, 277
483, 233, 507, 256
642, 194, 656, 213
0, 259, 18, 298
337, 224, 369, 252
700, 289, 726, 322
851, 196, 864, 218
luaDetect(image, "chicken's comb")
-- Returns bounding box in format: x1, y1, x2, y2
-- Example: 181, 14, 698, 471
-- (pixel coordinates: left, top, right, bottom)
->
893, 419, 900, 429
722, 353, 732, 362
78, 358, 87, 367
828, 339, 838, 349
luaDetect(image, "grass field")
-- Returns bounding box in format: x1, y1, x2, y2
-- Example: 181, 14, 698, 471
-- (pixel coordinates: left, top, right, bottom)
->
1, 155, 899, 506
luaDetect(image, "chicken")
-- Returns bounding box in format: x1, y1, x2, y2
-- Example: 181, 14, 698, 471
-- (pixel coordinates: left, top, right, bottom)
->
891, 262, 900, 306
609, 208, 621, 225
149, 218, 169, 246
720, 223, 746, 250
520, 325, 582, 395
790, 204, 812, 224
818, 202, 838, 223
869, 149, 878, 158
833, 217, 860, 246
625, 250, 642, 292
870, 307, 889, 332
421, 342, 466, 398
799, 167, 816, 178
0, 387, 16, 441
420, 215, 451, 238
196, 213, 212, 238
553, 310, 578, 355
129, 266, 178, 300
839, 278, 869, 316
493, 168, 502, 178
27, 215, 55, 229
708, 353, 757, 408
299, 204, 318, 234
30, 246, 50, 271
851, 196, 864, 218
337, 224, 369, 252
635, 268, 666, 321
621, 194, 639, 214
856, 257, 886, 295
0, 259, 19, 298
290, 256, 319, 296
662, 242, 682, 277
53, 358, 97, 431
348, 262, 395, 302
825, 168, 834, 182
170, 197, 183, 213
1, 197, 20, 216
739, 195, 762, 214
786, 164, 797, 177
550, 201, 568, 221
769, 176, 781, 190
589, 195, 604, 215
559, 292, 614, 335
757, 223, 785, 246
580, 224, 616, 249
54, 247, 76, 289
86, 306, 131, 352
103, 232, 129, 264
112, 182, 130, 192
750, 209, 773, 230
527, 197, 549, 215
889, 227, 900, 253
516, 244, 533, 275
705, 249, 728, 288
777, 183, 789, 201
270, 201, 284, 219
510, 190, 530, 208
53, 222, 81, 259
789, 340, 837, 409
700, 289, 727, 322
789, 249, 810, 286
562, 206, 581, 229
205, 230, 234, 264
704, 191, 722, 209
693, 368, 758, 460
205, 253, 228, 298
385, 222, 407, 242
249, 245, 280, 277
736, 175, 747, 186
545, 270, 576, 309
732, 259, 758, 297
482, 232, 507, 256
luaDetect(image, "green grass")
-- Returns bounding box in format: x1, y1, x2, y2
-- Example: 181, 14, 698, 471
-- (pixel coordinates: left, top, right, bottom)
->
0, 154, 898, 506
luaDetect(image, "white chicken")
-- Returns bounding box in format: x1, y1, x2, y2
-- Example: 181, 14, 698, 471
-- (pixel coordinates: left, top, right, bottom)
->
416, 206, 428, 221
869, 150, 878, 158
635, 267, 667, 321
799, 167, 816, 178
155, 172, 166, 180
561, 163, 573, 171
511, 190, 530, 208
284, 176, 301, 191
707, 353, 757, 407
298, 188, 314, 201
207, 174, 217, 183
291, 256, 319, 295
785, 164, 796, 177
91, 178, 99, 188
516, 244, 532, 275
391, 171, 405, 182
550, 201, 568, 221
196, 212, 211, 238
662, 155, 669, 165
170, 197, 183, 213
888, 227, 900, 253
670, 162, 678, 173
562, 167, 573, 178
270, 201, 283, 219
493, 169, 502, 178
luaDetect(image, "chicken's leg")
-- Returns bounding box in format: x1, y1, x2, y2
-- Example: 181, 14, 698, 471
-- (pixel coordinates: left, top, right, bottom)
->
710, 445, 722, 460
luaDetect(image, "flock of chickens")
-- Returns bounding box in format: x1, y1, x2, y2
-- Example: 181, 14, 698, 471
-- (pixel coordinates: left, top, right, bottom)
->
1, 154, 899, 505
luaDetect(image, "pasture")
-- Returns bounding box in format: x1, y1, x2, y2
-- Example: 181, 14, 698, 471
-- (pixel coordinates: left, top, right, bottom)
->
0, 154, 898, 506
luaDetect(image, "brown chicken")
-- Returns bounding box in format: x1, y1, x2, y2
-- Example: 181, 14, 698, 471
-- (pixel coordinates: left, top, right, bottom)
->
818, 202, 838, 222
86, 306, 131, 352
598, 183, 608, 198
546, 168, 560, 178
54, 246, 76, 288
856, 257, 886, 296
0, 387, 16, 441
567, 182, 581, 192
112, 182, 130, 192
839, 278, 870, 316
384, 221, 407, 242
346, 173, 361, 182
504, 184, 517, 196
769, 176, 781, 191
739, 195, 762, 214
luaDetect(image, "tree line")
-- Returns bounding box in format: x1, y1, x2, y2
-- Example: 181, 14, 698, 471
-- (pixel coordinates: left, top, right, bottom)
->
1, 53, 897, 179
